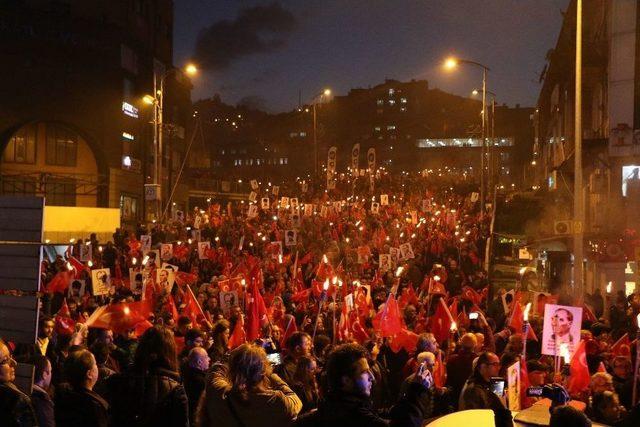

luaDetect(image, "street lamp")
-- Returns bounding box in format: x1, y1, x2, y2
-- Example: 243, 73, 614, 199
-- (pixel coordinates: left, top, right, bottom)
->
444, 56, 490, 216
312, 88, 331, 176
143, 63, 197, 221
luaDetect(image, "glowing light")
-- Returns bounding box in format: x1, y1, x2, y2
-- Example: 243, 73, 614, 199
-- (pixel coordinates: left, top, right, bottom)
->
322, 254, 328, 264
332, 276, 338, 285
188, 239, 192, 244
87, 260, 93, 267
278, 254, 283, 264
142, 256, 149, 266
323, 279, 330, 291
519, 267, 527, 276
69, 238, 75, 243
523, 303, 532, 322
606, 282, 612, 294
184, 63, 198, 75
395, 266, 404, 277
66, 262, 73, 271
433, 275, 441, 282
123, 306, 131, 316
132, 257, 137, 265
450, 321, 457, 332
241, 279, 246, 286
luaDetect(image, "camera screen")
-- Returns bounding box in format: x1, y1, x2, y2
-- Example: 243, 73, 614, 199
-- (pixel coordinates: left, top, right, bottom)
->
490, 378, 505, 396
267, 352, 282, 366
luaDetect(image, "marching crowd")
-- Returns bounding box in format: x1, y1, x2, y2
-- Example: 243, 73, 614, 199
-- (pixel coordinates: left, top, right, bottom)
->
1, 172, 640, 427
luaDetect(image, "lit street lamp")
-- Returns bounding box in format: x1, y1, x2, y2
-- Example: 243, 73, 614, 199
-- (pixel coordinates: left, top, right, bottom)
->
312, 88, 331, 176
444, 56, 490, 216
143, 63, 197, 221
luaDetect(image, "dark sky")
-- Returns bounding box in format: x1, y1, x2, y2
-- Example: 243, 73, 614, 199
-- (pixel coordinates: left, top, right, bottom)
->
174, 0, 569, 112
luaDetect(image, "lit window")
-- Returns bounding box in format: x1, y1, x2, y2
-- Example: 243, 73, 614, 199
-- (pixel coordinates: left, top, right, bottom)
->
389, 100, 395, 105
300, 132, 306, 137
401, 97, 407, 103
387, 125, 396, 131
374, 127, 381, 132
377, 99, 384, 106
388, 88, 395, 96
400, 107, 407, 112
284, 158, 288, 165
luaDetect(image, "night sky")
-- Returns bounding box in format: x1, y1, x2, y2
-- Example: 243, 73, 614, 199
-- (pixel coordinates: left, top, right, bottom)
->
174, 0, 569, 112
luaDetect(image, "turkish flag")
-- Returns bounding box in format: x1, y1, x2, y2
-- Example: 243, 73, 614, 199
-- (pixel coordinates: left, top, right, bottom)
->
429, 298, 453, 344
67, 256, 88, 279
55, 299, 76, 336
175, 271, 198, 286
85, 300, 153, 334
228, 314, 246, 349
246, 281, 268, 341
280, 315, 298, 348
611, 333, 631, 358
388, 328, 419, 353
337, 304, 351, 342
349, 311, 370, 343
46, 271, 72, 294
372, 294, 402, 337
508, 300, 538, 341
182, 286, 210, 327
165, 295, 179, 321
568, 340, 591, 395
398, 284, 419, 309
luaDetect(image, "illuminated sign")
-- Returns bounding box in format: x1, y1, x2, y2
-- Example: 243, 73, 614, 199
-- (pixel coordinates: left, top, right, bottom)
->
122, 102, 138, 118
122, 132, 135, 141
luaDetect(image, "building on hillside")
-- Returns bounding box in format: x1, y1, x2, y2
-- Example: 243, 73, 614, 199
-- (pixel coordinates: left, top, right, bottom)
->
0, 0, 193, 226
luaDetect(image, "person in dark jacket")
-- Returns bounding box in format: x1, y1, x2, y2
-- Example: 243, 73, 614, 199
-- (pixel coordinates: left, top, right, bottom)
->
446, 332, 477, 408
54, 348, 109, 427
295, 343, 432, 427
0, 339, 38, 427
182, 347, 209, 425
459, 351, 513, 427
105, 325, 189, 427
31, 355, 55, 427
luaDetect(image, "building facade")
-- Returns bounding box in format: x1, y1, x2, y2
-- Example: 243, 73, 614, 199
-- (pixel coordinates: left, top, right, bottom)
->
0, 0, 192, 225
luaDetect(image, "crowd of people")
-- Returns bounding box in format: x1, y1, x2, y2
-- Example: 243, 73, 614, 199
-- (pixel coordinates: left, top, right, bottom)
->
1, 171, 640, 427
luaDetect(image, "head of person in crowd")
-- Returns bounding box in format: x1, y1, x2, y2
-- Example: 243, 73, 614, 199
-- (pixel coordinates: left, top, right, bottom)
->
590, 372, 614, 394
364, 340, 380, 361
176, 316, 193, 336
286, 332, 312, 359
499, 352, 519, 378
0, 339, 17, 383
404, 304, 417, 325
313, 334, 331, 361
591, 391, 624, 425
460, 332, 477, 353
184, 328, 205, 350
527, 360, 548, 387
611, 356, 632, 380
473, 352, 501, 383
33, 355, 52, 390
133, 325, 178, 373
416, 352, 436, 373
416, 333, 437, 354
293, 355, 318, 386
90, 341, 111, 370
550, 405, 592, 427
64, 349, 99, 390
505, 333, 524, 355
228, 343, 271, 401
38, 316, 55, 341
188, 347, 210, 372
94, 328, 115, 349
325, 343, 373, 398
211, 319, 230, 348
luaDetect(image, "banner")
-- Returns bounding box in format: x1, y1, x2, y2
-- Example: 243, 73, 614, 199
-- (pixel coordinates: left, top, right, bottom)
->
367, 147, 376, 171
160, 243, 173, 261
197, 242, 210, 260
542, 304, 582, 359
507, 361, 521, 411
351, 143, 360, 172
91, 268, 111, 296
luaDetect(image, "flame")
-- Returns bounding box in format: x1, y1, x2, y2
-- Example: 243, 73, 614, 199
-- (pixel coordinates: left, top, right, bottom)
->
606, 282, 612, 294
142, 255, 149, 266
66, 262, 73, 271
395, 266, 404, 277
433, 275, 441, 282
332, 276, 338, 285
322, 254, 328, 264
523, 302, 532, 322
323, 278, 330, 291
87, 260, 93, 267
132, 257, 137, 265
123, 306, 130, 316
450, 321, 457, 332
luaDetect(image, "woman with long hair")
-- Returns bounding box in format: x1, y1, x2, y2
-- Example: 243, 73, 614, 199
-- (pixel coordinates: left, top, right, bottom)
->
105, 325, 189, 427
208, 319, 230, 364
198, 343, 302, 427
291, 355, 320, 412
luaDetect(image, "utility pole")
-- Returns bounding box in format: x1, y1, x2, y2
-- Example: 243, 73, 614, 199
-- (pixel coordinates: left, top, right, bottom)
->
574, 0, 584, 297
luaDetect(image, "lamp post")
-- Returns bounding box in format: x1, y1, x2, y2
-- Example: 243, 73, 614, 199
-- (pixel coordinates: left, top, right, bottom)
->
573, 0, 585, 298
444, 57, 490, 216
143, 63, 197, 222
473, 89, 497, 189
312, 88, 331, 177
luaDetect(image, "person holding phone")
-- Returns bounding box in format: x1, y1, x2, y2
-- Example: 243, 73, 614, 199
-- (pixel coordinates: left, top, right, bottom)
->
459, 352, 513, 427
